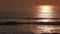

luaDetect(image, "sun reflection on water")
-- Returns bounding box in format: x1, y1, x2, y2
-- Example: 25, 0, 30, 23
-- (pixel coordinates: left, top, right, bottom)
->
34, 25, 59, 33
38, 19, 50, 22
37, 25, 54, 33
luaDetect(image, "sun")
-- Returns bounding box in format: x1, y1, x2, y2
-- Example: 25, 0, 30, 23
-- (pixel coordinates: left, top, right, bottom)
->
36, 5, 56, 18
38, 5, 55, 14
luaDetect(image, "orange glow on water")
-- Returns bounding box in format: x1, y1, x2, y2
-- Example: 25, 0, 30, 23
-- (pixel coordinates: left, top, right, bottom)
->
40, 19, 49, 22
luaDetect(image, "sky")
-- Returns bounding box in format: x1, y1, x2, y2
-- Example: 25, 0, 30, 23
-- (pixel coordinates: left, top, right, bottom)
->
0, 0, 60, 18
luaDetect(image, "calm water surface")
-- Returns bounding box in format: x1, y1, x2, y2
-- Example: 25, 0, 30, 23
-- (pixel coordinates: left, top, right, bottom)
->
0, 24, 60, 34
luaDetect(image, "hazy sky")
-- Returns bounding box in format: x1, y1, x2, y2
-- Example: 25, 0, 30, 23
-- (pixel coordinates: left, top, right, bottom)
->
0, 0, 59, 8
0, 0, 60, 18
